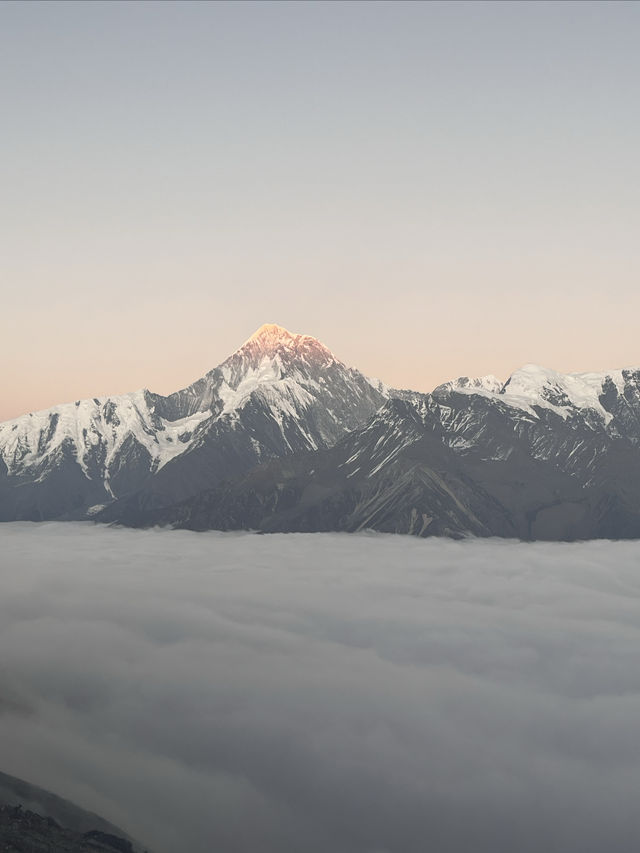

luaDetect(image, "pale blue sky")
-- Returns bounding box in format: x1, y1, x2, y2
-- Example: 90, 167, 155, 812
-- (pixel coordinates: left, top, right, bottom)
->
2, 1, 639, 418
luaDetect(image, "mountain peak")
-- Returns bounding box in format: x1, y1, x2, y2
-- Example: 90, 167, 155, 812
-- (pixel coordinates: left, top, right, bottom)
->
245, 323, 298, 348
234, 323, 334, 363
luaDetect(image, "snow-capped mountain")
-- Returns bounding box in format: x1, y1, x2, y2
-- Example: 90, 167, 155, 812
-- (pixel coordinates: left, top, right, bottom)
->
116, 363, 640, 540
0, 325, 387, 521
451, 363, 640, 427
5, 330, 640, 539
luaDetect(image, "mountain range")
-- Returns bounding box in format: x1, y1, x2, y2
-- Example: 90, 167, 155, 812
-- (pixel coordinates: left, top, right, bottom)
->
3, 323, 640, 540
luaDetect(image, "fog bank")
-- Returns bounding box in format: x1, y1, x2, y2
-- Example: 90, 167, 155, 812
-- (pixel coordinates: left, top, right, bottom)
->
2, 524, 640, 852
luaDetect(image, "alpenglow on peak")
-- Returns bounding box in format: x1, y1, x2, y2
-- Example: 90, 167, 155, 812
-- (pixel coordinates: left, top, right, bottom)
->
235, 323, 334, 361
245, 323, 298, 347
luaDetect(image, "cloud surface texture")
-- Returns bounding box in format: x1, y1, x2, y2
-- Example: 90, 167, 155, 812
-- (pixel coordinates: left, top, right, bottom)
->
2, 523, 640, 852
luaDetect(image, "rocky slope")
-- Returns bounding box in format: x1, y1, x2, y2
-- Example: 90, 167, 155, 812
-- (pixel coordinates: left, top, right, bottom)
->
0, 806, 136, 853
0, 770, 143, 853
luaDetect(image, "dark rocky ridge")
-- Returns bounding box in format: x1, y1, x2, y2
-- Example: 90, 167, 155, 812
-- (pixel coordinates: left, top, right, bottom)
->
0, 771, 144, 853
0, 805, 135, 853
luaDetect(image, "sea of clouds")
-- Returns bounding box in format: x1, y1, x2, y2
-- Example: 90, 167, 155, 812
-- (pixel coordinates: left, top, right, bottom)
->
2, 523, 640, 852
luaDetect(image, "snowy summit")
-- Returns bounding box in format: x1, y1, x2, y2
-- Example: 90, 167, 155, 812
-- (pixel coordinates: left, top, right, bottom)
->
0, 323, 386, 520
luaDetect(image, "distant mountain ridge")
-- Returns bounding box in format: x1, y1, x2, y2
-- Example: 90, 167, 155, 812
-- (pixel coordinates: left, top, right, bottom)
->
114, 365, 640, 540
3, 325, 640, 539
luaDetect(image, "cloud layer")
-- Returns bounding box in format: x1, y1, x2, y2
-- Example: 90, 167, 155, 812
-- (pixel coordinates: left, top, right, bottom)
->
2, 524, 640, 852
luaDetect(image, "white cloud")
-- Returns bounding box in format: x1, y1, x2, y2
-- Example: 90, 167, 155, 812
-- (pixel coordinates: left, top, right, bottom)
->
1, 524, 640, 852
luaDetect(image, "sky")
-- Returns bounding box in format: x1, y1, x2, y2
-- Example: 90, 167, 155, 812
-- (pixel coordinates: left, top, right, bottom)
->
2, 1, 639, 420
4, 524, 640, 853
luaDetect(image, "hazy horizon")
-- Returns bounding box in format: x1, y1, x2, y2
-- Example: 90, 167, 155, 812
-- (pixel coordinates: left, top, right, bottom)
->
3, 0, 639, 418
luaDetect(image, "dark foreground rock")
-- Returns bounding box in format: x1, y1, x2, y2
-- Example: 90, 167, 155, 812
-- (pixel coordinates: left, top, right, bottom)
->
0, 804, 137, 853
0, 771, 146, 853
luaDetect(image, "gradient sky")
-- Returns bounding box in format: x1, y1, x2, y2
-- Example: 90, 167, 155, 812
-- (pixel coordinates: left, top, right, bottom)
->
2, 0, 639, 420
